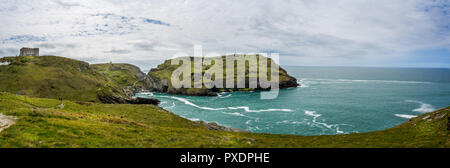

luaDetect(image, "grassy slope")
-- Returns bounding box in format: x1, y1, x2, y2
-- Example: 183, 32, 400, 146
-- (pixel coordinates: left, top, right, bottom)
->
0, 56, 137, 103
91, 63, 145, 89
0, 92, 448, 148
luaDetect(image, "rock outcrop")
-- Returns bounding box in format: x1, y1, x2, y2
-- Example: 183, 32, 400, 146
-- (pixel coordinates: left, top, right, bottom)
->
97, 88, 159, 105
145, 74, 218, 96
127, 97, 160, 105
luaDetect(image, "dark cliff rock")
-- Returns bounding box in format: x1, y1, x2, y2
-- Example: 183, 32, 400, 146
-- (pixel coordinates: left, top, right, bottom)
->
145, 73, 218, 96
127, 97, 160, 105
97, 90, 159, 105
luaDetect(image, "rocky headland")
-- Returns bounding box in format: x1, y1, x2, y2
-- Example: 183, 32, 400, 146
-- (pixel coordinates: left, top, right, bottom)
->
144, 55, 299, 96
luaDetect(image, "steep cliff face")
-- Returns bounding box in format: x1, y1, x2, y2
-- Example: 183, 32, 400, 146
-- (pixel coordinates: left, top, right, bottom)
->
145, 72, 217, 96
144, 55, 299, 96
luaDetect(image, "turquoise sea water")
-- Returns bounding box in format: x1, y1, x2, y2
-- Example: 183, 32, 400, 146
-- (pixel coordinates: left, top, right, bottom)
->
136, 66, 450, 135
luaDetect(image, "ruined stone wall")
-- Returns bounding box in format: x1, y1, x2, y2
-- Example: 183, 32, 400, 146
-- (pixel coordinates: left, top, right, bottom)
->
19, 48, 39, 56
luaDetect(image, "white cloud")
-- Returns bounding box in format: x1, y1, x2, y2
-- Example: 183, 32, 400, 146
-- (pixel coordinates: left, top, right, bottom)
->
0, 0, 448, 69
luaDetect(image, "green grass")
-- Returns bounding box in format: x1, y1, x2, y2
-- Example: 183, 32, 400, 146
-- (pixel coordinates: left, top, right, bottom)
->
0, 92, 448, 148
91, 63, 145, 89
0, 56, 142, 103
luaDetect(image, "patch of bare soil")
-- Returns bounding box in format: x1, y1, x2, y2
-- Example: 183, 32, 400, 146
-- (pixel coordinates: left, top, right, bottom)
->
0, 113, 16, 133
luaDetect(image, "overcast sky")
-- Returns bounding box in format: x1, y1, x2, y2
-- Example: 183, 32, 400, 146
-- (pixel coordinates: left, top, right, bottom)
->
0, 0, 449, 70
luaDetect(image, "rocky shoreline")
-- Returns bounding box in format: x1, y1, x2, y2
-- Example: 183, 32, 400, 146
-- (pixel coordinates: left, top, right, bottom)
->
97, 90, 160, 105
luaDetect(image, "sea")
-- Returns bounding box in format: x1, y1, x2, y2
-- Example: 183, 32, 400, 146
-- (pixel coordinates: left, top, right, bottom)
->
136, 66, 450, 135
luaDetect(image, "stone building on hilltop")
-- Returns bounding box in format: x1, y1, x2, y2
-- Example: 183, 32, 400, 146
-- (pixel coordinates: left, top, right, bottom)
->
19, 47, 39, 56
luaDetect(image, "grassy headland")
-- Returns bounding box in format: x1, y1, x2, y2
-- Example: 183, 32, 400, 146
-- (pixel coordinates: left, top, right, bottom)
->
0, 56, 145, 103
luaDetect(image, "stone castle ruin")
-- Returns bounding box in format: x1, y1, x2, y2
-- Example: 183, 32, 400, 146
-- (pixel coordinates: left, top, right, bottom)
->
19, 47, 39, 56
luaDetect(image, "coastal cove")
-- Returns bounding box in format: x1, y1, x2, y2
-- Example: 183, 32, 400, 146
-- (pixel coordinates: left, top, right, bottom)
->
0, 55, 448, 147
137, 66, 450, 136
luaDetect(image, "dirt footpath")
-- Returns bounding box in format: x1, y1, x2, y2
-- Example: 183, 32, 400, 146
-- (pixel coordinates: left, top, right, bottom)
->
0, 113, 15, 133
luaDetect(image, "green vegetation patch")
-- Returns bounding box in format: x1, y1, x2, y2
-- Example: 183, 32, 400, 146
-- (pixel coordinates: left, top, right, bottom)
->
91, 63, 145, 89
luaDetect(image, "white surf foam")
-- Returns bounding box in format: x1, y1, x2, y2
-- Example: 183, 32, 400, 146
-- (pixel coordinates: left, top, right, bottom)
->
305, 110, 321, 118
336, 127, 344, 134
187, 118, 200, 121
228, 106, 293, 112
165, 96, 226, 111
219, 94, 232, 98
405, 100, 435, 113
305, 110, 333, 129
394, 114, 417, 119
304, 110, 349, 134
298, 79, 309, 88
161, 96, 293, 113
166, 102, 176, 108
139, 92, 154, 96
276, 120, 307, 125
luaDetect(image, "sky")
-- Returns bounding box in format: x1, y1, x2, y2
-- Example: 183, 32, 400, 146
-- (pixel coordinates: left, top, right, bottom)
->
0, 0, 449, 70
